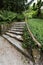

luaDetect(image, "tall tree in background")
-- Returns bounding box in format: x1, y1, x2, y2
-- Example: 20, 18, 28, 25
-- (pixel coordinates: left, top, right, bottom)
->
37, 0, 43, 16
0, 0, 34, 13
33, 3, 36, 10
32, 0, 43, 17
0, 0, 3, 9
13, 0, 28, 13
1, 0, 28, 13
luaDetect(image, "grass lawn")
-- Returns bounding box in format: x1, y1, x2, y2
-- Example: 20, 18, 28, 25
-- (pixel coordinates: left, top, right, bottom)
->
27, 19, 43, 45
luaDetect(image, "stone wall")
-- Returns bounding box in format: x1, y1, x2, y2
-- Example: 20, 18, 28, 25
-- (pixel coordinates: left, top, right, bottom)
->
0, 23, 11, 35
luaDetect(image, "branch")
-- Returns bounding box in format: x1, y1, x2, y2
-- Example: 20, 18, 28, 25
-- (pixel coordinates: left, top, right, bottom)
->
25, 0, 34, 6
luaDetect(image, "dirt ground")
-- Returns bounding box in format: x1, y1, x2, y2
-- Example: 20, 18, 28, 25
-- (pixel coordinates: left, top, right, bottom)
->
0, 36, 33, 65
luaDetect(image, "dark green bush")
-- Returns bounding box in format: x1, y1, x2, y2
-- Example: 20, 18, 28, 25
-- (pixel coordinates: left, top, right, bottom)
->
16, 13, 25, 21
0, 10, 25, 22
0, 10, 17, 22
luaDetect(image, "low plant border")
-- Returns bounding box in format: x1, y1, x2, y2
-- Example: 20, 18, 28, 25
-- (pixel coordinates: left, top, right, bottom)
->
26, 22, 41, 47
25, 18, 42, 48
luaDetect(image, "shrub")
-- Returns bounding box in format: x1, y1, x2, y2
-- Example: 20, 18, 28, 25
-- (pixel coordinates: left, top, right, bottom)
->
24, 9, 37, 19
0, 10, 17, 22
16, 13, 25, 21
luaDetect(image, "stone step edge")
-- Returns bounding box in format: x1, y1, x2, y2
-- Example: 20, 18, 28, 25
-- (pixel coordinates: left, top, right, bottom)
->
13, 25, 25, 26
5, 33, 23, 42
8, 29, 23, 32
11, 27, 24, 29
7, 31, 23, 35
13, 22, 25, 24
2, 34, 34, 63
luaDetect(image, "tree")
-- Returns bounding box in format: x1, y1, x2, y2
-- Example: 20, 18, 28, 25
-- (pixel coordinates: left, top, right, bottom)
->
0, 0, 3, 9
13, 0, 28, 13
37, 0, 43, 16
32, 0, 43, 18
14, 0, 34, 13
2, 0, 28, 13
0, 0, 34, 13
33, 3, 36, 10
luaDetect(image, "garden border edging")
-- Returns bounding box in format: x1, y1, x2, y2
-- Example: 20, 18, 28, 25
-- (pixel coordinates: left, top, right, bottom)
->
26, 22, 42, 48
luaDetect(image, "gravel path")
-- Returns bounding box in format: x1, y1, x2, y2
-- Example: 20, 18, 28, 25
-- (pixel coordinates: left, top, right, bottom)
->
0, 36, 33, 65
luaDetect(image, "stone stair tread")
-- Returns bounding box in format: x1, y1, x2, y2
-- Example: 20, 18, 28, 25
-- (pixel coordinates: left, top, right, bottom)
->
13, 23, 25, 25
2, 34, 31, 58
11, 27, 24, 29
14, 24, 25, 27
12, 26, 24, 28
12, 23, 25, 25
14, 22, 25, 24
11, 22, 25, 26
7, 30, 23, 35
2, 22, 34, 62
5, 32, 23, 41
12, 22, 25, 26
11, 28, 23, 30
10, 29, 23, 32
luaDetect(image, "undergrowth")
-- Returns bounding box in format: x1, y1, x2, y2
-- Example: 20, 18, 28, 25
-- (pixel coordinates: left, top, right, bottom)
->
22, 25, 37, 49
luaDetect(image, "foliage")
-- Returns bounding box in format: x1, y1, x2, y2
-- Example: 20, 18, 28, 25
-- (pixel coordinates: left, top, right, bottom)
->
16, 13, 25, 21
24, 0, 43, 19
0, 10, 25, 22
32, 0, 43, 18
0, 10, 17, 21
32, 3, 37, 11
27, 19, 43, 46
0, 0, 28, 13
24, 8, 37, 19
22, 25, 36, 49
0, 0, 35, 13
24, 7, 43, 19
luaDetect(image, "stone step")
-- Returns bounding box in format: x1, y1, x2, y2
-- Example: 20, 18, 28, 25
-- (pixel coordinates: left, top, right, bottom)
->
11, 27, 24, 30
13, 24, 25, 27
9, 29, 23, 32
5, 32, 23, 42
14, 22, 25, 24
12, 24, 25, 27
12, 22, 25, 26
12, 26, 25, 28
2, 34, 34, 62
7, 30, 23, 35
11, 27, 24, 29
8, 27, 24, 31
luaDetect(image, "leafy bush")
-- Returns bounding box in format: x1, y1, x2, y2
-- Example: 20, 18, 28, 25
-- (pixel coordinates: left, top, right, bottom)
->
0, 10, 25, 22
24, 9, 37, 19
0, 10, 17, 22
24, 8, 43, 19
16, 13, 25, 21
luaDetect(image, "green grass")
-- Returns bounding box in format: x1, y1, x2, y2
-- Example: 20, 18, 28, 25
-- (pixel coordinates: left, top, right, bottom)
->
27, 19, 43, 45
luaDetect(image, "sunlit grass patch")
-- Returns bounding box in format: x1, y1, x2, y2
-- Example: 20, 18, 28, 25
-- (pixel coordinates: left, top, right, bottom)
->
27, 19, 43, 45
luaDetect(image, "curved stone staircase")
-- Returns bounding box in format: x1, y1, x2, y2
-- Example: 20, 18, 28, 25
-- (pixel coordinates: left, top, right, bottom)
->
2, 22, 34, 63
0, 21, 41, 65
3, 22, 25, 42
